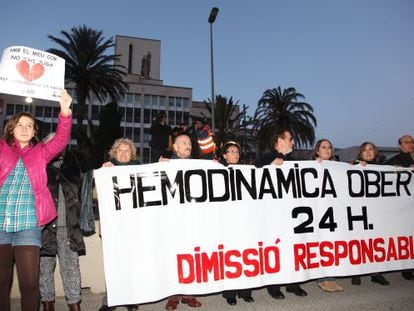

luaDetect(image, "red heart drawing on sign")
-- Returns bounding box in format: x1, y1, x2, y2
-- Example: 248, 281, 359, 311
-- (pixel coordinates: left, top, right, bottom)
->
16, 60, 45, 82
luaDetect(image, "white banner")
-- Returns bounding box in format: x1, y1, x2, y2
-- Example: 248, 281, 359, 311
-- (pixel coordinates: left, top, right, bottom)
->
94, 160, 414, 306
0, 46, 65, 101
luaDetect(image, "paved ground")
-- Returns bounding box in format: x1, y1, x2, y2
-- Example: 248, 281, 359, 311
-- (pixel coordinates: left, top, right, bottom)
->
11, 272, 414, 310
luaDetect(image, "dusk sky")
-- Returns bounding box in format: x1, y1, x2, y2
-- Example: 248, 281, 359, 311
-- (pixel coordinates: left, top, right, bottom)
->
1, 0, 413, 148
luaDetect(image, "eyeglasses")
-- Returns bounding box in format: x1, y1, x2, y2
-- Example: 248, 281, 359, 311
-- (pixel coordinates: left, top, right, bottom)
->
401, 140, 414, 144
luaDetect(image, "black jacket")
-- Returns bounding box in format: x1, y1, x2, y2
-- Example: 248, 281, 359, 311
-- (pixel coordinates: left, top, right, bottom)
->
386, 152, 414, 167
40, 163, 86, 256
255, 150, 294, 167
150, 122, 172, 150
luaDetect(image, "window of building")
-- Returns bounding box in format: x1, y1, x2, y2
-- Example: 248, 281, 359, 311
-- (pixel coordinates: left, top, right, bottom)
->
15, 104, 24, 113
176, 97, 182, 108
143, 148, 150, 164
183, 98, 189, 109
144, 109, 151, 124
52, 107, 59, 119
126, 107, 133, 123
159, 96, 166, 109
152, 95, 159, 110
126, 93, 134, 104
168, 97, 174, 108
44, 106, 52, 118
183, 112, 190, 125
35, 106, 43, 118
134, 108, 141, 123
133, 127, 140, 143
125, 127, 133, 139
134, 94, 141, 104
144, 95, 151, 108
176, 111, 182, 125
168, 111, 175, 126
6, 104, 14, 116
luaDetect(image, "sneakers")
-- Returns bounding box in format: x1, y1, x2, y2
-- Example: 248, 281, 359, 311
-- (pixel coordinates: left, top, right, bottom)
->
318, 281, 344, 292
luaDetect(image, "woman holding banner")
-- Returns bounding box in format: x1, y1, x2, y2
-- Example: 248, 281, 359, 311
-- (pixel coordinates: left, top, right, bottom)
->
350, 142, 390, 286
220, 140, 255, 306
0, 90, 72, 311
99, 137, 140, 311
311, 139, 345, 293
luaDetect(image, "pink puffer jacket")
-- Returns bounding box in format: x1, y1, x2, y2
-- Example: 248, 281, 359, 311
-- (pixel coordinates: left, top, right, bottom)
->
0, 113, 72, 226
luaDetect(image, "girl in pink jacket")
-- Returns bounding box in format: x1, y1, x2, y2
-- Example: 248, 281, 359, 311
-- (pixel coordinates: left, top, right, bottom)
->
0, 90, 72, 311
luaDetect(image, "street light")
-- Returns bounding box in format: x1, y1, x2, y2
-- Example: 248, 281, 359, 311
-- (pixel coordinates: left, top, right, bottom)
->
208, 7, 219, 135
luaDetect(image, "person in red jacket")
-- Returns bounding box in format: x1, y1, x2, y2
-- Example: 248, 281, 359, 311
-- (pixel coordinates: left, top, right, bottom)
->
0, 90, 72, 311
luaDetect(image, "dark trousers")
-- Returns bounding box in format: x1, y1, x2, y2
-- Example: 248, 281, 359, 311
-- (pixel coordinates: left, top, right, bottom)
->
267, 283, 301, 294
223, 289, 252, 299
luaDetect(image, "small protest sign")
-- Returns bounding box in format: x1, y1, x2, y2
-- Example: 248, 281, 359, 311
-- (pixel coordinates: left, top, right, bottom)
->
0, 46, 65, 102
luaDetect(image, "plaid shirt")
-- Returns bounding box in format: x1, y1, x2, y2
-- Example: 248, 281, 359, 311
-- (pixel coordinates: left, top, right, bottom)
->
0, 159, 37, 232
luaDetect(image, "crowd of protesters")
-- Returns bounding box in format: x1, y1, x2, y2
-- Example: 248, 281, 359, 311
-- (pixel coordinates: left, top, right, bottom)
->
1, 106, 413, 311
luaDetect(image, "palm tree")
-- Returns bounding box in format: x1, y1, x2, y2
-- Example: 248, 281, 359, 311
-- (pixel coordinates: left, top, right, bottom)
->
253, 86, 317, 151
48, 25, 128, 142
204, 95, 255, 155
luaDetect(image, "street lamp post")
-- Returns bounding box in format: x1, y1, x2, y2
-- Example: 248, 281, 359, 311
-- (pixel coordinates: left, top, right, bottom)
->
208, 7, 219, 135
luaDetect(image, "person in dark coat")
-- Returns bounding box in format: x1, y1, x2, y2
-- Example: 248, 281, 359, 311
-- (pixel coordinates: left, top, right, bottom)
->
386, 135, 414, 168
40, 150, 85, 311
385, 135, 414, 281
255, 129, 308, 300
149, 112, 172, 163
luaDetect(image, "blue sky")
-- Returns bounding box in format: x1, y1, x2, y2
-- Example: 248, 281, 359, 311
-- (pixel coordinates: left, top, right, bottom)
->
1, 0, 413, 148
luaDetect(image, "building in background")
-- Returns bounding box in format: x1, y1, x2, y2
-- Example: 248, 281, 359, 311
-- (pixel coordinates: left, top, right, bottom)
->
0, 35, 197, 163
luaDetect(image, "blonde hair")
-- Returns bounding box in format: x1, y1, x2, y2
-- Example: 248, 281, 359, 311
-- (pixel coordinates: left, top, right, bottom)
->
108, 138, 137, 160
